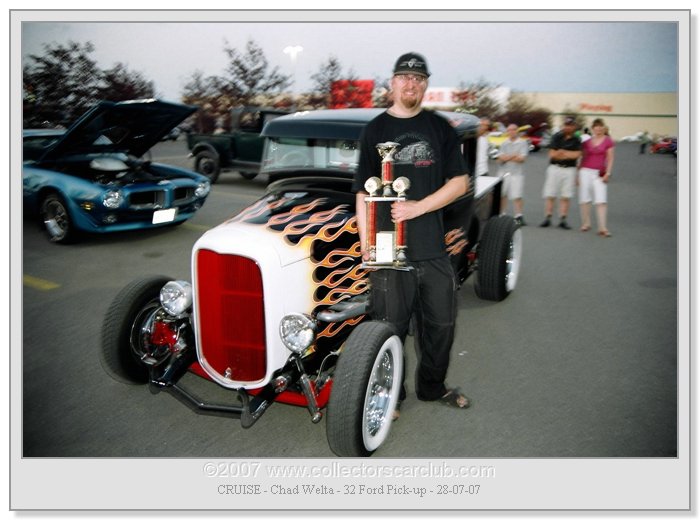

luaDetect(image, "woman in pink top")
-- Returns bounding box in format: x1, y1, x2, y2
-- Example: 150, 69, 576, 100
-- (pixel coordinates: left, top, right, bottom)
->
578, 118, 615, 237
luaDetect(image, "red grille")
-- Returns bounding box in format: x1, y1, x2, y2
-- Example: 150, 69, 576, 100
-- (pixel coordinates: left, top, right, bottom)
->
196, 250, 266, 383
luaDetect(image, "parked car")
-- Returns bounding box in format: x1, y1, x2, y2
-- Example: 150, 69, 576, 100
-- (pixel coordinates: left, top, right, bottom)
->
186, 106, 289, 183
524, 123, 550, 151
101, 108, 523, 457
23, 99, 211, 244
650, 136, 677, 155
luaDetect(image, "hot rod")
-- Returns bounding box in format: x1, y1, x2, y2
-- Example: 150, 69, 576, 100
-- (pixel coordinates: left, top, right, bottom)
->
101, 108, 522, 457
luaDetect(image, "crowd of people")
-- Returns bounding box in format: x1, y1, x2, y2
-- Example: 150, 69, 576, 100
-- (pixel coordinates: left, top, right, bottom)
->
476, 114, 616, 237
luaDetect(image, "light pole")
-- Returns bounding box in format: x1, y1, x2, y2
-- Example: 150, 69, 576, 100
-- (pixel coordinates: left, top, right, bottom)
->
283, 45, 303, 109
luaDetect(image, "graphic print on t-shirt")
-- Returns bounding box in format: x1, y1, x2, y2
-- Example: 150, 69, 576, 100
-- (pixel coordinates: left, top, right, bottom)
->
394, 131, 436, 168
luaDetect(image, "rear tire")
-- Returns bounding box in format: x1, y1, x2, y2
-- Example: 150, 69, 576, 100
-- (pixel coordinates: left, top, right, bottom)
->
326, 321, 403, 457
100, 276, 174, 385
239, 171, 258, 181
475, 215, 523, 301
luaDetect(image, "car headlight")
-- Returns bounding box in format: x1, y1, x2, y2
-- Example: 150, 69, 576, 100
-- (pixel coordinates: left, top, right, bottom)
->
160, 280, 193, 317
102, 190, 124, 209
279, 313, 316, 354
195, 181, 211, 198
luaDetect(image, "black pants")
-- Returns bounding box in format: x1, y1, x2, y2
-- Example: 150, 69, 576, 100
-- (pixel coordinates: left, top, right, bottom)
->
369, 256, 458, 401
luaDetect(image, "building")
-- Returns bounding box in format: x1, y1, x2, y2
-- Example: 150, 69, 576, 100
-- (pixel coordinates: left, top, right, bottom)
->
422, 88, 678, 139
519, 92, 677, 139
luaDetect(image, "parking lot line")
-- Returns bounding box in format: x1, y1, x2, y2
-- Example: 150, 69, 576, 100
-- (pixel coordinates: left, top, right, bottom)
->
23, 275, 60, 291
182, 222, 211, 232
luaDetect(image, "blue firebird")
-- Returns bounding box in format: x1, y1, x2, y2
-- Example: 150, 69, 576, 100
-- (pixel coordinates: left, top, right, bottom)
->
23, 99, 211, 243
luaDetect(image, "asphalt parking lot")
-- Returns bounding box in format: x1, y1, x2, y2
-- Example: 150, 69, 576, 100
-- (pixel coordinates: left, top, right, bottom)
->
20, 139, 679, 458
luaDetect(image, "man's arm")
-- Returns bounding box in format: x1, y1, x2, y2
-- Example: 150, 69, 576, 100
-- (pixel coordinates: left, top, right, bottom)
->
390, 174, 469, 223
355, 191, 369, 261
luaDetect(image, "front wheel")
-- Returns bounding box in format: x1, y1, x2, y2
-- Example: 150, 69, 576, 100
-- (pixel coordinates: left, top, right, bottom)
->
40, 193, 75, 244
194, 150, 221, 183
475, 215, 523, 301
100, 276, 174, 385
326, 321, 403, 457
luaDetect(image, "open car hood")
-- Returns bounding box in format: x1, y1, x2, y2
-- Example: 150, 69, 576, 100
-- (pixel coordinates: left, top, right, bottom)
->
40, 99, 197, 161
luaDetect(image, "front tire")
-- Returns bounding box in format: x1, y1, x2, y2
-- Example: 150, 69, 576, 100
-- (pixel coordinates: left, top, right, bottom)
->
194, 150, 221, 183
326, 321, 403, 457
40, 193, 75, 244
100, 276, 174, 385
475, 215, 523, 301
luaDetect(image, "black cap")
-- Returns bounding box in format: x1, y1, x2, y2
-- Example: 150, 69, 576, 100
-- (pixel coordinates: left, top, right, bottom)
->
563, 116, 577, 126
393, 52, 431, 77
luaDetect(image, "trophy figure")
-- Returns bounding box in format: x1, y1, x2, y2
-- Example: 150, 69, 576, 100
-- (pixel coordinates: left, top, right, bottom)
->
362, 142, 411, 268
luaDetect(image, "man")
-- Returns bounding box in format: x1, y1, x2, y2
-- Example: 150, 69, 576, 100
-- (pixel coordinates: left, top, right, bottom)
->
497, 123, 529, 225
540, 116, 582, 229
353, 52, 471, 414
475, 118, 491, 176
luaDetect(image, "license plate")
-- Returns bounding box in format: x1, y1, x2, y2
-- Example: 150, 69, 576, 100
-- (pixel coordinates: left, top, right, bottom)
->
152, 208, 177, 224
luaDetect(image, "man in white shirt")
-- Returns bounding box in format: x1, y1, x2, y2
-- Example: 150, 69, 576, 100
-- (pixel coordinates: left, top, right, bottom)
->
497, 123, 529, 225
475, 118, 491, 176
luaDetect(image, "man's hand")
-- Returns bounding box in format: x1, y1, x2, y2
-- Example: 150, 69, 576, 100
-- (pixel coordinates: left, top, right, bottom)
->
391, 200, 426, 223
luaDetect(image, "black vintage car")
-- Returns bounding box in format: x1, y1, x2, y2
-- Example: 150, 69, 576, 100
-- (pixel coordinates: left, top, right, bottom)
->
101, 108, 522, 457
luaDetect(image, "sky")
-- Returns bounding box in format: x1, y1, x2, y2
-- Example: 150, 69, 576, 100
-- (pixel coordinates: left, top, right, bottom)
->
21, 19, 679, 102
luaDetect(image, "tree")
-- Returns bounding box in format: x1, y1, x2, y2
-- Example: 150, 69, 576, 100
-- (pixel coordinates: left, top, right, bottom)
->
221, 39, 291, 105
501, 92, 552, 129
98, 63, 156, 101
452, 78, 504, 121
310, 55, 344, 95
23, 41, 102, 127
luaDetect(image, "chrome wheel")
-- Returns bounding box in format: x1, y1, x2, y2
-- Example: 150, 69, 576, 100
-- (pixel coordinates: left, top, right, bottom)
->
362, 335, 402, 452
505, 227, 523, 292
41, 194, 73, 243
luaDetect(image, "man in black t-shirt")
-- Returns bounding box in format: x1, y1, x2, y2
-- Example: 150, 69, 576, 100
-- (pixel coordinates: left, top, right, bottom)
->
353, 52, 471, 415
540, 117, 582, 229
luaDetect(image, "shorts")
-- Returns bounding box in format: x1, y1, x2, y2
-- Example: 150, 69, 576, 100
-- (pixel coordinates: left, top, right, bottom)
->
578, 167, 608, 204
500, 172, 524, 200
542, 164, 576, 199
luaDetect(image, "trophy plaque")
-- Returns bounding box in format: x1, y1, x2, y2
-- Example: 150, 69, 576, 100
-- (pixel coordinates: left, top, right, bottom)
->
362, 141, 411, 269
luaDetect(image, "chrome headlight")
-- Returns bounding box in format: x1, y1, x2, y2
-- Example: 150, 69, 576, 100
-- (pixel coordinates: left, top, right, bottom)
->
195, 180, 211, 198
102, 190, 124, 209
160, 280, 193, 317
279, 313, 316, 354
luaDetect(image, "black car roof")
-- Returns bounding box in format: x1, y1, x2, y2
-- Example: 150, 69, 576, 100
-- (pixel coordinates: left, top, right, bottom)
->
261, 108, 479, 141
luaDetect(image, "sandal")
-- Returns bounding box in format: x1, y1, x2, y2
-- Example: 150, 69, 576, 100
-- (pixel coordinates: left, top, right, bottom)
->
598, 230, 612, 237
438, 388, 471, 409
580, 225, 591, 232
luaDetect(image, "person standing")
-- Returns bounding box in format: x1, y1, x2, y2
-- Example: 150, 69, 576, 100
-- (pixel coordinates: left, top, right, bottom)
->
475, 118, 491, 176
578, 118, 615, 237
540, 116, 582, 229
497, 123, 529, 225
353, 52, 471, 414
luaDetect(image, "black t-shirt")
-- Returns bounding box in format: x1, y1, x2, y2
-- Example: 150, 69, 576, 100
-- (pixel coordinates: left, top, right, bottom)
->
353, 110, 467, 261
549, 131, 582, 167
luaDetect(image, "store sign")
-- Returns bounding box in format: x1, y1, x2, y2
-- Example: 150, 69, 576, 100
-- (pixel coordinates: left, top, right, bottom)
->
579, 103, 613, 112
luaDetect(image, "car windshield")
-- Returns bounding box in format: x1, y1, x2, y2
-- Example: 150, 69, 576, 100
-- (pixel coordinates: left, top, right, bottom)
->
261, 137, 360, 173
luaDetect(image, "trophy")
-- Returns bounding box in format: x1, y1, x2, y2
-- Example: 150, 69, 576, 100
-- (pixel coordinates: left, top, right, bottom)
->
363, 141, 411, 268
